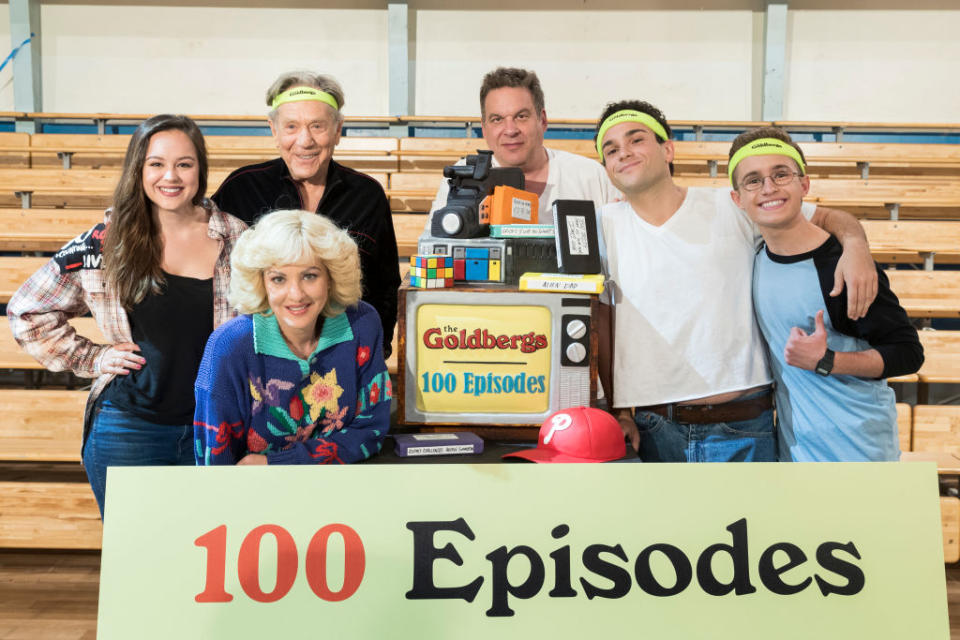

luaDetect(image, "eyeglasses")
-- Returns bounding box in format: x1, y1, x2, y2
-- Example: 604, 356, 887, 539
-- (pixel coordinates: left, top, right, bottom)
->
739, 170, 801, 192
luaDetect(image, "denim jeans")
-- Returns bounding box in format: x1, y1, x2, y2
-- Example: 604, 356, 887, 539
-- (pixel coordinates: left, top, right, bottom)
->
82, 399, 195, 519
633, 397, 776, 463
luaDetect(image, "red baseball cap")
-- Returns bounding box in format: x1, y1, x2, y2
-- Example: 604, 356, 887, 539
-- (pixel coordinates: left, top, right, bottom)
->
502, 407, 626, 463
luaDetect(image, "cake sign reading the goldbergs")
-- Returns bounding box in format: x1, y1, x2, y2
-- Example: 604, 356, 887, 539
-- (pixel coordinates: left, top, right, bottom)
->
422, 327, 548, 354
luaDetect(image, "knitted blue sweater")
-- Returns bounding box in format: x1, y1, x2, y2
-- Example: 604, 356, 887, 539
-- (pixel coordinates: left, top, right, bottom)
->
194, 302, 390, 465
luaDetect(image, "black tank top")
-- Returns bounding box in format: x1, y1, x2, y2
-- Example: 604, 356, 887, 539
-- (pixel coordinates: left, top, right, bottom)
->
102, 271, 214, 424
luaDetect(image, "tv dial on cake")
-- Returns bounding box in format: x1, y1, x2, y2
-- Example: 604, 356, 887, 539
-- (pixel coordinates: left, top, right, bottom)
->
565, 318, 587, 340
565, 342, 587, 363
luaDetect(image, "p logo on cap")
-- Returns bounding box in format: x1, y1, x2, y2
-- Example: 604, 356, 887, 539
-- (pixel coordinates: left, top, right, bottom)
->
502, 407, 626, 463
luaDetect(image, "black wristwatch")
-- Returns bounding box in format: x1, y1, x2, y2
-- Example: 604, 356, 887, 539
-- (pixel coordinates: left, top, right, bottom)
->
815, 348, 835, 376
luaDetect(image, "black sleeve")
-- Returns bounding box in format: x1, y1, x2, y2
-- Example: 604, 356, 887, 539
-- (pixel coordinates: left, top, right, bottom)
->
361, 191, 400, 359
855, 268, 924, 379
818, 258, 924, 379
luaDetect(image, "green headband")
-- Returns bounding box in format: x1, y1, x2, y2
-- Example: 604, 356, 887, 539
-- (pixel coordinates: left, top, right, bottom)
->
270, 87, 339, 111
595, 109, 669, 159
728, 138, 806, 186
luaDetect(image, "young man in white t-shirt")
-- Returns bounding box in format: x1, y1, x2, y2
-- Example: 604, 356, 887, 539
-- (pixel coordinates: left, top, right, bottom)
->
594, 100, 879, 463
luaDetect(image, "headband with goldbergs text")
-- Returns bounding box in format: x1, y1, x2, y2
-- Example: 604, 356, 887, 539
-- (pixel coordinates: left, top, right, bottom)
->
270, 87, 339, 111
595, 110, 669, 159
728, 138, 806, 186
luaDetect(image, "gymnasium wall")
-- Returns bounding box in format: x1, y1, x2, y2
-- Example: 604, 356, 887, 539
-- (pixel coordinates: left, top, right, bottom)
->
786, 9, 960, 122
0, 1, 955, 122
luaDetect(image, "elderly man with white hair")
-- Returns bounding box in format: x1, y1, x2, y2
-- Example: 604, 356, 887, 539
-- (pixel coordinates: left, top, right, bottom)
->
213, 71, 400, 357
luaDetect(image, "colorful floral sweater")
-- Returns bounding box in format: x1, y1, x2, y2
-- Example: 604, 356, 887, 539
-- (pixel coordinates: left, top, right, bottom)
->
194, 302, 391, 465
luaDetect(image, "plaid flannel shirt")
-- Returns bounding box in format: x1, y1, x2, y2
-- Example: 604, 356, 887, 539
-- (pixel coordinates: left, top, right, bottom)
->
7, 200, 247, 444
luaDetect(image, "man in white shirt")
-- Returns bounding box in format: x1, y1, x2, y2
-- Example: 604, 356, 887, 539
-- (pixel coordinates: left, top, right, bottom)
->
594, 100, 879, 463
426, 67, 616, 230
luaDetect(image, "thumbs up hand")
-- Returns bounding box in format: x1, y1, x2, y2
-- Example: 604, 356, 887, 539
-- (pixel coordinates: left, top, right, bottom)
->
784, 310, 829, 371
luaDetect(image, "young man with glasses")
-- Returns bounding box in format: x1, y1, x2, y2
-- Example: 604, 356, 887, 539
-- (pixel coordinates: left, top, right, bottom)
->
594, 102, 879, 463
728, 127, 922, 461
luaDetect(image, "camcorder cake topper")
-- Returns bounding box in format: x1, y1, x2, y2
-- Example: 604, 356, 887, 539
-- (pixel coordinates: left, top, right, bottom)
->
419, 151, 566, 284
430, 150, 525, 239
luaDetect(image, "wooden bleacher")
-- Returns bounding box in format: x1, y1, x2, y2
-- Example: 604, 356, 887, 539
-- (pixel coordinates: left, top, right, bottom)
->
805, 178, 960, 220
0, 132, 32, 168
1, 211, 950, 268
898, 403, 912, 452
0, 313, 103, 548
0, 389, 86, 463
387, 171, 440, 213
863, 220, 960, 265
0, 168, 229, 208
0, 207, 422, 260
0, 168, 122, 208
0, 386, 94, 550
1, 130, 957, 219
652, 141, 960, 180
0, 167, 392, 209
385, 174, 960, 219
942, 497, 960, 564
916, 331, 960, 386
0, 208, 104, 252
0, 481, 101, 549
897, 329, 960, 404
205, 135, 398, 172
29, 133, 399, 173
0, 256, 49, 303
398, 137, 488, 172
392, 212, 427, 257
886, 270, 960, 318
29, 134, 129, 170
798, 142, 960, 180
890, 406, 960, 563
772, 120, 960, 141
912, 405, 960, 455
396, 136, 960, 178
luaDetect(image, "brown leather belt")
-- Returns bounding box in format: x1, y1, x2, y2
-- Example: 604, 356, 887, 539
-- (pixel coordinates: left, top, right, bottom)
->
635, 391, 773, 424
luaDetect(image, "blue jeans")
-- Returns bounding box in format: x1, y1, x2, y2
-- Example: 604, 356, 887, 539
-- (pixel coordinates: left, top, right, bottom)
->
82, 399, 195, 519
633, 397, 776, 463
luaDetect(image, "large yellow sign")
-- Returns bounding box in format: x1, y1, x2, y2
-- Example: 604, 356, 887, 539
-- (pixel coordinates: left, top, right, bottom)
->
97, 463, 948, 639
415, 303, 552, 413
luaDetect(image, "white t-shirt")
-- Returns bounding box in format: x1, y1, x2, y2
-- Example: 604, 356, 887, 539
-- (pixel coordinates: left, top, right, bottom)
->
599, 187, 815, 408
426, 147, 618, 231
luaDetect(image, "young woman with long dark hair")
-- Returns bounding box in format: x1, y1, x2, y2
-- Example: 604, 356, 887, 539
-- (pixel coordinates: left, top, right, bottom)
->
8, 114, 247, 518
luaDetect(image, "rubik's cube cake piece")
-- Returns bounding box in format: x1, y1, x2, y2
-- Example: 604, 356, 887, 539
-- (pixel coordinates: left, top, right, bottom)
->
409, 254, 454, 288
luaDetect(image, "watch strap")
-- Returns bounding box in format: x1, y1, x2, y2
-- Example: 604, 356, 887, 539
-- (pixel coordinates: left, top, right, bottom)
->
815, 348, 835, 376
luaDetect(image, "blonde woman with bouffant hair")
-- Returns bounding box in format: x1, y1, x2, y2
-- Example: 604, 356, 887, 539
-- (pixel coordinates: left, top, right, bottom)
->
194, 209, 390, 468
229, 209, 361, 318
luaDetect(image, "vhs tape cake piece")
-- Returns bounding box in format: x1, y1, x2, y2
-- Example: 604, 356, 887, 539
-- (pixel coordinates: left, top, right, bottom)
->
394, 432, 485, 457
